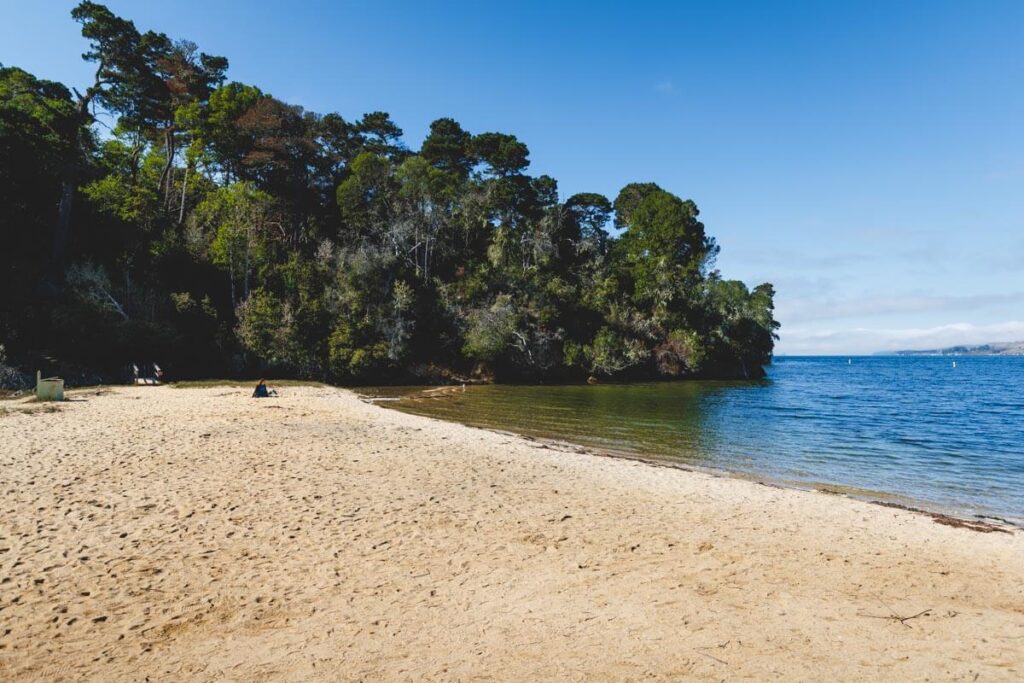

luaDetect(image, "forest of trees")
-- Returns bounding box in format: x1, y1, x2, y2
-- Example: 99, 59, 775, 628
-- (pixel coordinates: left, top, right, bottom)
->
0, 2, 778, 387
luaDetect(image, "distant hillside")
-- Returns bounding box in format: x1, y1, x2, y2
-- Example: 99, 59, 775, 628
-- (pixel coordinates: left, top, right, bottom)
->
892, 341, 1024, 356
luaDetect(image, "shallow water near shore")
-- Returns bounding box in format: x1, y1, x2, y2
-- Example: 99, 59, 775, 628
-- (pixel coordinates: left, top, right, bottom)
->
361, 356, 1024, 523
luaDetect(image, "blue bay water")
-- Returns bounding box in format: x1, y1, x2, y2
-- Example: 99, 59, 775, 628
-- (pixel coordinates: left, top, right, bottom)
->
366, 356, 1024, 523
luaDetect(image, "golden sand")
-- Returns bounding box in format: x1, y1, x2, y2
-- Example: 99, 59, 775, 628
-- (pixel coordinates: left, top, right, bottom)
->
1, 385, 1022, 680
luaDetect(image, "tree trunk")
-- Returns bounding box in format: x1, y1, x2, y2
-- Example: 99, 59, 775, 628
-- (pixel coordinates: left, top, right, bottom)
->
160, 128, 176, 208
243, 230, 251, 301
414, 222, 420, 278
229, 247, 236, 308
178, 163, 189, 224
52, 174, 76, 266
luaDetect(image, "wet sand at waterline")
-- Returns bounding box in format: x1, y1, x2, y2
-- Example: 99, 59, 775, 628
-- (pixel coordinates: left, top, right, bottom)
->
1, 386, 1022, 680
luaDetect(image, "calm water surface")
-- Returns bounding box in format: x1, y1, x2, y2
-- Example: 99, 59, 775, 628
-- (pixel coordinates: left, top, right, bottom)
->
362, 357, 1024, 522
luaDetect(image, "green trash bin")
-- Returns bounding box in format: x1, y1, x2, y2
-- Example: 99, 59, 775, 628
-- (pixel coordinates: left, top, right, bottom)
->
36, 370, 64, 401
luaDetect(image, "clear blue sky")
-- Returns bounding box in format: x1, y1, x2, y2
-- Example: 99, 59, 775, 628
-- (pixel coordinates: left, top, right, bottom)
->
3, 1, 1022, 354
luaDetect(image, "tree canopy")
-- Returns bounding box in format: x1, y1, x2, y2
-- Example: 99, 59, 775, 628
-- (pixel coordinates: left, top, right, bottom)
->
0, 3, 778, 386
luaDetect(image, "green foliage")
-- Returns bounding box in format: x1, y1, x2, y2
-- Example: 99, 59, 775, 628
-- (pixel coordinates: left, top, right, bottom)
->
0, 66, 79, 166
336, 152, 394, 236
612, 182, 662, 228
585, 327, 649, 377
235, 288, 292, 366
463, 296, 517, 361
0, 3, 777, 384
615, 189, 717, 314
179, 81, 262, 178
421, 117, 473, 176
471, 132, 530, 177
189, 182, 277, 305
83, 140, 162, 227
328, 320, 389, 380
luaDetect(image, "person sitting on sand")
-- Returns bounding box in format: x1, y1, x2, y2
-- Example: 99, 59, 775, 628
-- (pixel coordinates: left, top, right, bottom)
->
252, 379, 278, 398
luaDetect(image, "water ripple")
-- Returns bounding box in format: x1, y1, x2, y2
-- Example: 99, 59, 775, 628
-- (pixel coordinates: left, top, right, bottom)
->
369, 356, 1024, 522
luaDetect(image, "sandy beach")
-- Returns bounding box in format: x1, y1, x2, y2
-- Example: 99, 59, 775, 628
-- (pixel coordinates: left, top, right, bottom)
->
1, 385, 1022, 681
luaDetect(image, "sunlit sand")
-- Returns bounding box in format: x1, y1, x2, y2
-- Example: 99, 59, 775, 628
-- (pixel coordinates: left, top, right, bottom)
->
1, 386, 1022, 680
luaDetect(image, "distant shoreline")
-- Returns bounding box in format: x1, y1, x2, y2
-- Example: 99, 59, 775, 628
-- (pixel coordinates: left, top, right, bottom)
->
889, 340, 1024, 357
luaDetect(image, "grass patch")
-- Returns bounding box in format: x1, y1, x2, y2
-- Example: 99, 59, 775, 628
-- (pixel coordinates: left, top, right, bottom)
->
0, 402, 63, 417
0, 390, 31, 401
169, 379, 328, 389
2, 385, 113, 401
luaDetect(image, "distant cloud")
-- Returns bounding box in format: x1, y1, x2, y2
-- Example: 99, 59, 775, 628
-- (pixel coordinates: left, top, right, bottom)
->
777, 320, 1024, 355
654, 81, 676, 95
728, 247, 871, 270
728, 244, 954, 273
777, 291, 1024, 325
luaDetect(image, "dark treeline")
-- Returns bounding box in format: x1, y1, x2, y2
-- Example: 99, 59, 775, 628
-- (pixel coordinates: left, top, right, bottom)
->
0, 2, 778, 387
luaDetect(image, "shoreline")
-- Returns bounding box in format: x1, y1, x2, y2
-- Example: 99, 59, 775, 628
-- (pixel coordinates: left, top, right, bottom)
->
362, 389, 1023, 533
479, 430, 1022, 533
12, 382, 1016, 531
2, 385, 1022, 680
